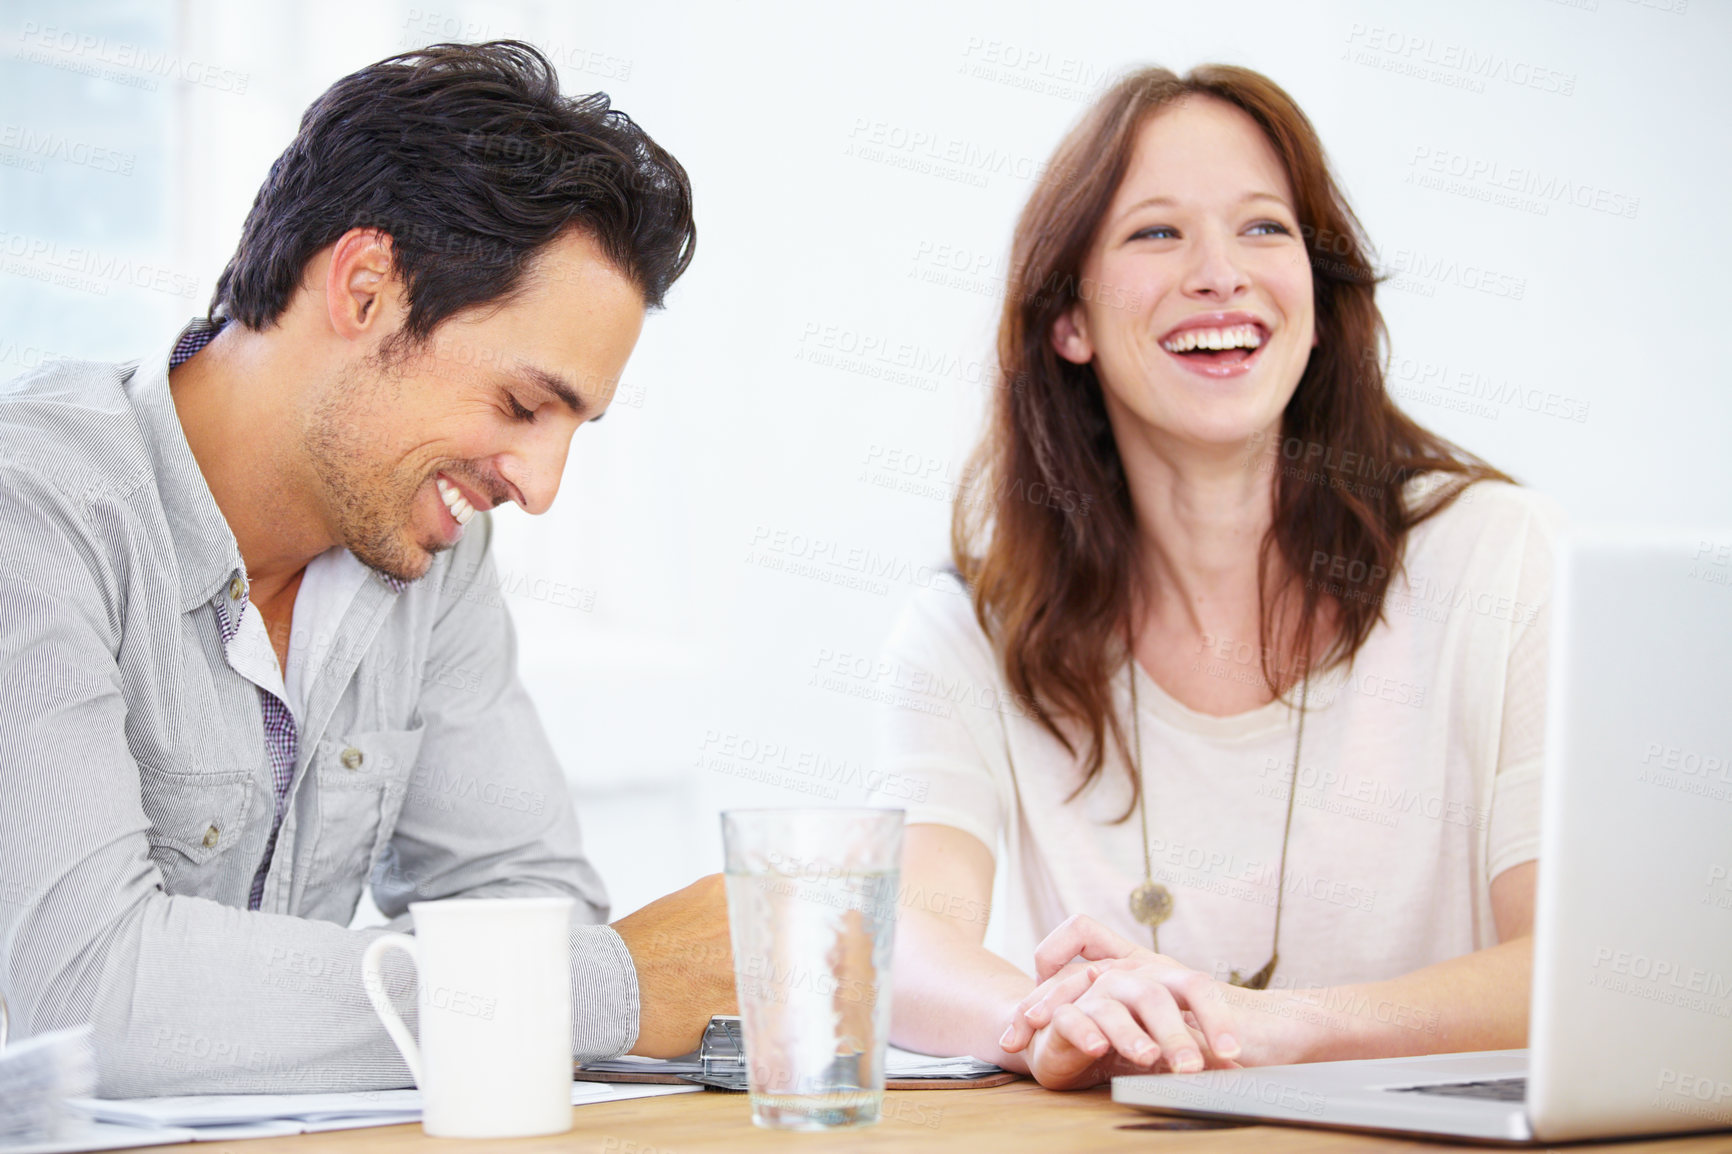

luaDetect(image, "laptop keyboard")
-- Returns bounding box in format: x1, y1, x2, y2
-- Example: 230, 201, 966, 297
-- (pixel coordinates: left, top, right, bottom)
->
1390, 1077, 1527, 1102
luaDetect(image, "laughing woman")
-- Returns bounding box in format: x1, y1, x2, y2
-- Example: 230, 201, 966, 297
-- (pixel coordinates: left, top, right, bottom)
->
869, 65, 1563, 1090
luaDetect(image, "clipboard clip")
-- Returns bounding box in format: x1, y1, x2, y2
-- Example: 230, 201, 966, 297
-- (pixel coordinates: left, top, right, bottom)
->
683, 1015, 748, 1091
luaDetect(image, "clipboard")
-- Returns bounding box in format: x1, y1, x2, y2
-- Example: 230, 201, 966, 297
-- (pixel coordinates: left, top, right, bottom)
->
574, 1016, 1020, 1091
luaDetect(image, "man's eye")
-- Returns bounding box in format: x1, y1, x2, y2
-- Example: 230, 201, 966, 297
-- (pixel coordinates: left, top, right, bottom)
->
507, 395, 536, 422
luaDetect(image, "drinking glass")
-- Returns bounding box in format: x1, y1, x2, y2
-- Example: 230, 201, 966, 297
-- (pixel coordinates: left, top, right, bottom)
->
721, 808, 904, 1131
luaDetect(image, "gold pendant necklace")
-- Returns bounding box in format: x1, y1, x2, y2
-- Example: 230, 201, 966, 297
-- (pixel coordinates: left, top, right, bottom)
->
1127, 666, 1309, 991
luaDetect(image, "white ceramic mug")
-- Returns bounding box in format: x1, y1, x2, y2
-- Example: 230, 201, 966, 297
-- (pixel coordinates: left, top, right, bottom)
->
362, 896, 574, 1138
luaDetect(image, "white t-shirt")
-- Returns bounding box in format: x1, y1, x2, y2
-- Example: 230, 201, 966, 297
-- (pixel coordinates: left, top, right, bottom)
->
868, 480, 1566, 990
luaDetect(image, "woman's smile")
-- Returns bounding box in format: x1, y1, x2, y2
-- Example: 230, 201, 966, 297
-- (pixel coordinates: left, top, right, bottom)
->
1155, 310, 1273, 379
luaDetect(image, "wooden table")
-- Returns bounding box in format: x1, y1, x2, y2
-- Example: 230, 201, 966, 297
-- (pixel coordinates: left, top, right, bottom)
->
144, 1080, 1732, 1153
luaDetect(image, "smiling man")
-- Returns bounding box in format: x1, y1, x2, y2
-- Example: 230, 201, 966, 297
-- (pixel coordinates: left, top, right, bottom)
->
0, 40, 732, 1095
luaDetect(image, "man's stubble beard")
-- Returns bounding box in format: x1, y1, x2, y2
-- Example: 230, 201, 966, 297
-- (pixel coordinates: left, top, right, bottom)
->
303, 358, 451, 584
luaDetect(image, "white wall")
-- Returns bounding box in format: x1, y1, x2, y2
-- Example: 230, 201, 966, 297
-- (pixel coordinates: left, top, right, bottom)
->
3, 0, 1726, 918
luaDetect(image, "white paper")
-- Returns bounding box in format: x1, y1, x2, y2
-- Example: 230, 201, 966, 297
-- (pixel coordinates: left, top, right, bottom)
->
46, 1079, 704, 1152
579, 1083, 706, 1103
295, 1114, 424, 1134
0, 1118, 201, 1154
885, 1045, 1006, 1078
69, 1089, 424, 1128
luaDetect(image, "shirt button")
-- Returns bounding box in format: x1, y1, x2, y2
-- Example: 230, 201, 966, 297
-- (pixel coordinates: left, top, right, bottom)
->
202, 824, 220, 848
228, 576, 245, 601
340, 747, 364, 770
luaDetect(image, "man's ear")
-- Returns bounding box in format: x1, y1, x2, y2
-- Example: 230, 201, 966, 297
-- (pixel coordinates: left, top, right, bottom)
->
1051, 302, 1094, 366
324, 228, 399, 341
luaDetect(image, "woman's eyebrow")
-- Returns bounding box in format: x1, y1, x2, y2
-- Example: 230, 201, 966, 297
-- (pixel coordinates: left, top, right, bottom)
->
1115, 189, 1292, 223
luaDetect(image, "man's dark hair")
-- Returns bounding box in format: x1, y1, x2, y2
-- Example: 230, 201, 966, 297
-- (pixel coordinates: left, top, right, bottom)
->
209, 40, 694, 345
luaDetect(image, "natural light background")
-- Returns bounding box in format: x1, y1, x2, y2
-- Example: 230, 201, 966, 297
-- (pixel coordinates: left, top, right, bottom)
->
2, 0, 1724, 921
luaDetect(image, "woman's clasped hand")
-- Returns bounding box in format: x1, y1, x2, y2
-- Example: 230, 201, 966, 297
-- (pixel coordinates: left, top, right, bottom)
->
997, 915, 1321, 1090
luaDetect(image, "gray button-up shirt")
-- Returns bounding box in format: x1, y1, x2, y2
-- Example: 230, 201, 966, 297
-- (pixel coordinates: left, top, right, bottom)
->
0, 319, 639, 1096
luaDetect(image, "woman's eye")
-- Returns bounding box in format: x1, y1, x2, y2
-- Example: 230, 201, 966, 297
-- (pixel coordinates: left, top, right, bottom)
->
1130, 225, 1178, 241
507, 395, 536, 422
1248, 220, 1292, 236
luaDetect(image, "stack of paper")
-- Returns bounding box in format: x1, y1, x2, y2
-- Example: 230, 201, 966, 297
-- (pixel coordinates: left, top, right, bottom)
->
0, 1026, 95, 1148
72, 1088, 425, 1135
0, 1081, 704, 1153
882, 1047, 1007, 1080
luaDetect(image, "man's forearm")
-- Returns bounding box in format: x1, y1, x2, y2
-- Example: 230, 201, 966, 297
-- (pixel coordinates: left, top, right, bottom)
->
612, 874, 736, 1058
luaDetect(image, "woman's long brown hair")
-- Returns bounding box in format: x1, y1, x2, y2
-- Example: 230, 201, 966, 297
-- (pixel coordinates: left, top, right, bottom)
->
952, 64, 1510, 816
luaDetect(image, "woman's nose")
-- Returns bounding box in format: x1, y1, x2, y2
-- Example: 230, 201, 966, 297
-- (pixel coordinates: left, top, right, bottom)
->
1182, 228, 1251, 300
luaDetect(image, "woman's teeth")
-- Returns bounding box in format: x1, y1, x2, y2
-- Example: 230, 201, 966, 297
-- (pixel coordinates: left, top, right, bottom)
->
1160, 324, 1264, 354
435, 476, 474, 526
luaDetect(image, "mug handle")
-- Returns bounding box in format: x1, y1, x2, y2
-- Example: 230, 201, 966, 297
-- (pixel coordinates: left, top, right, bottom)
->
362, 933, 425, 1087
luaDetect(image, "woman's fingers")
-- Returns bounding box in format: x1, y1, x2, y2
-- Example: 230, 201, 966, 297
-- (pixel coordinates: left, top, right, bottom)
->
1020, 965, 1095, 1028
1030, 914, 1142, 983
1023, 993, 1248, 1089
1047, 1003, 1111, 1062
1088, 972, 1199, 1073
1000, 962, 1094, 1053
1022, 1009, 1113, 1090
1180, 1021, 1243, 1070
1156, 969, 1244, 1063
1010, 933, 1259, 1074
1073, 987, 1163, 1068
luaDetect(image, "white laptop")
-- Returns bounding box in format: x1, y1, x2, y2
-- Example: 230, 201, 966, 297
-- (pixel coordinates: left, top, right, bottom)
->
1114, 530, 1732, 1144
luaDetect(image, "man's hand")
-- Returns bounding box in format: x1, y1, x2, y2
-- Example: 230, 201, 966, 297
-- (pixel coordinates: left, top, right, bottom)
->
612, 873, 737, 1057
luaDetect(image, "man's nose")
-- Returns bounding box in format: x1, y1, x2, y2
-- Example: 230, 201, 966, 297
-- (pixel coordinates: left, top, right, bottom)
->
502, 429, 573, 516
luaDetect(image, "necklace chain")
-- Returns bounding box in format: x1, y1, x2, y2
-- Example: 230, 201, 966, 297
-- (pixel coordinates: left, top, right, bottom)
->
988, 654, 1312, 993
1129, 665, 1309, 991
